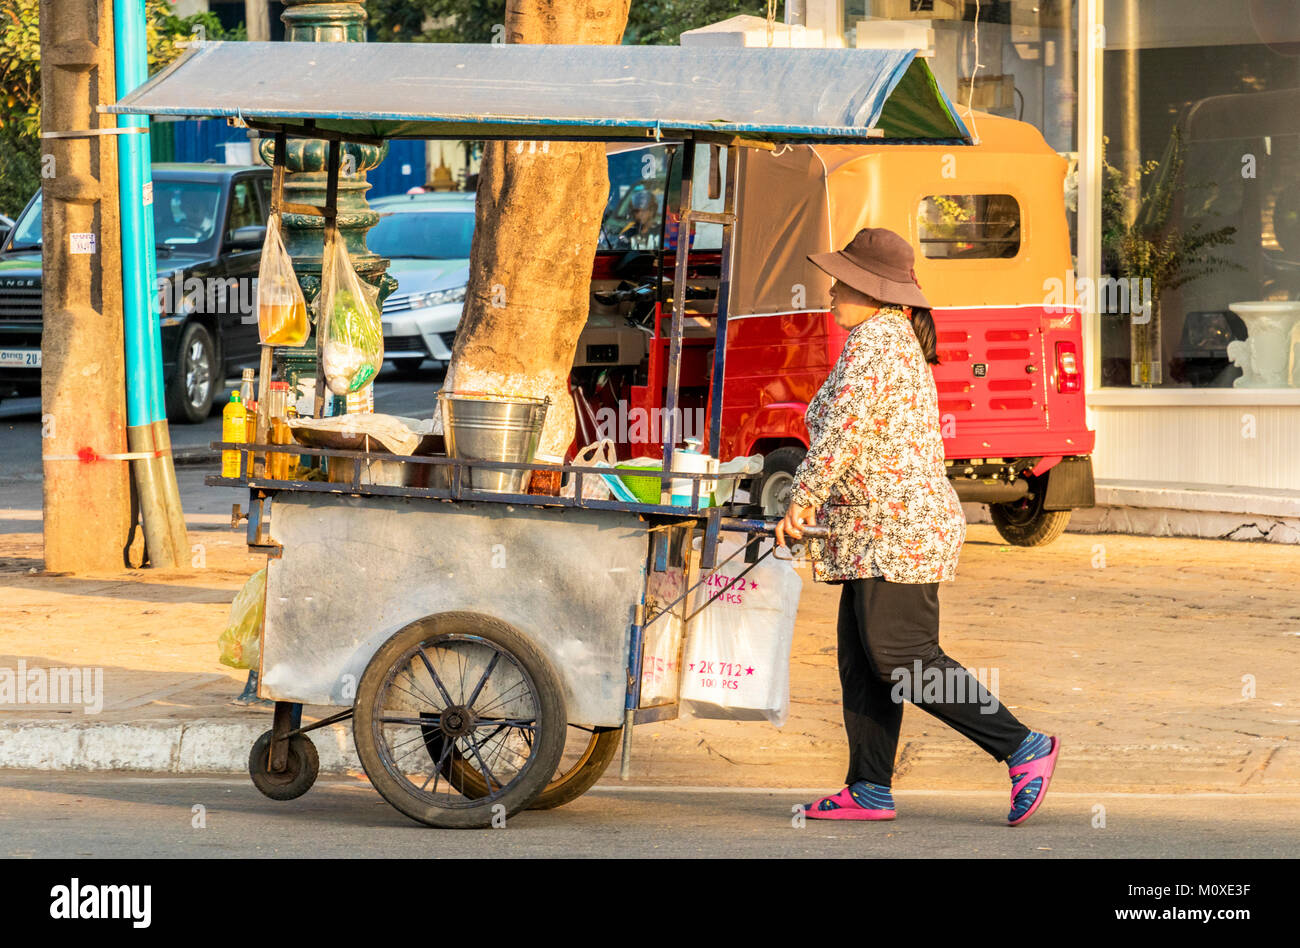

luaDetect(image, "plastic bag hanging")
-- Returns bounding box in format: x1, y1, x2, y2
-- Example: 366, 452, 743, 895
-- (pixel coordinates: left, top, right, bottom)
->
218, 568, 267, 669
319, 235, 384, 395
677, 538, 802, 726
255, 215, 309, 346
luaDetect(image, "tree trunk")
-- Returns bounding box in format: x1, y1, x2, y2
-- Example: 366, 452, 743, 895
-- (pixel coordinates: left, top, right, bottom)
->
39, 0, 134, 571
442, 0, 630, 457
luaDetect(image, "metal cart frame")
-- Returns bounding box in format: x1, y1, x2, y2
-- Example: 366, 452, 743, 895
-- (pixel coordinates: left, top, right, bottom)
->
106, 39, 971, 826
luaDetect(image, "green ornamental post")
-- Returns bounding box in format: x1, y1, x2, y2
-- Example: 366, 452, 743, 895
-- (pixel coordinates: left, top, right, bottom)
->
259, 0, 395, 403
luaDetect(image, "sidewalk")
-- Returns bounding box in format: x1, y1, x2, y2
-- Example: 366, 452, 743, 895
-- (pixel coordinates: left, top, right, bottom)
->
2, 516, 1298, 794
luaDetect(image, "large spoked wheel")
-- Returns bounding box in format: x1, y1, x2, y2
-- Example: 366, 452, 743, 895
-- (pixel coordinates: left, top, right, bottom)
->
422, 722, 622, 810
353, 612, 567, 829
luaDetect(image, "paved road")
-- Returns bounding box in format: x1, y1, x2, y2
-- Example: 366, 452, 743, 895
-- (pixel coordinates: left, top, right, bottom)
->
1, 772, 1297, 858
0, 364, 443, 480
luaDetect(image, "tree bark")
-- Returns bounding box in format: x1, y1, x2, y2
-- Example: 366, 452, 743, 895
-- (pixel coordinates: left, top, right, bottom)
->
39, 0, 133, 572
443, 0, 630, 457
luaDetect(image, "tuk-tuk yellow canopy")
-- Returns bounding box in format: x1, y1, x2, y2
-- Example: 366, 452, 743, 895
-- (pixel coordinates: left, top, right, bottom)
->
734, 113, 1072, 312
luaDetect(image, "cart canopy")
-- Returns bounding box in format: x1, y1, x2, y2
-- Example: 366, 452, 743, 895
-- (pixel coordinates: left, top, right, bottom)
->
105, 41, 971, 146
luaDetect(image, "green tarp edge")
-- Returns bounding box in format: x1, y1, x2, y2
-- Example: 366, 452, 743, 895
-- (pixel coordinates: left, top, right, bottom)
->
875, 58, 968, 141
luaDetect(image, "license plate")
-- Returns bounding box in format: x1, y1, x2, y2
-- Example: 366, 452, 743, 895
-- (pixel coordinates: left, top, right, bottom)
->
0, 349, 41, 369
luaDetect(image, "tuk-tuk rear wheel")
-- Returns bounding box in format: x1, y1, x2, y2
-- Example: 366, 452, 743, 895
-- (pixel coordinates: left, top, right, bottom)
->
990, 490, 1072, 547
759, 447, 806, 517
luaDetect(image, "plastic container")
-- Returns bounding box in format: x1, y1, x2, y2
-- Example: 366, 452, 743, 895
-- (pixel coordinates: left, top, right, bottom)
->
221, 391, 247, 477
669, 447, 717, 506
615, 452, 717, 507
615, 462, 667, 504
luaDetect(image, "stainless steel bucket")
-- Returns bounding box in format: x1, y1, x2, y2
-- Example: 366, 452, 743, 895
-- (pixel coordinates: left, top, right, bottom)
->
438, 393, 550, 493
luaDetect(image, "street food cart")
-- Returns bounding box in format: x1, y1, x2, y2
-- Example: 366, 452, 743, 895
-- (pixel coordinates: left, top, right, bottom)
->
109, 40, 972, 828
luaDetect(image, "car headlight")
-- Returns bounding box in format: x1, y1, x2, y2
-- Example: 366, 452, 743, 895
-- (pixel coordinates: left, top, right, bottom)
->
409, 285, 467, 309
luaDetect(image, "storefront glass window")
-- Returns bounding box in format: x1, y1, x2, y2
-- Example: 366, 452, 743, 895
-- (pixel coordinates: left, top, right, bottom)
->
843, 1, 1078, 155
1099, 1, 1300, 388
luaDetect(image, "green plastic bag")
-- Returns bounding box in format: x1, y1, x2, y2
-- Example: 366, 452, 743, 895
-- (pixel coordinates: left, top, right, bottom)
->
218, 568, 267, 670
319, 236, 383, 395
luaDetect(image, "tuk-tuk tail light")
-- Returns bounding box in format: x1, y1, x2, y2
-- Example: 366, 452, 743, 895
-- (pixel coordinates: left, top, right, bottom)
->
1056, 342, 1081, 393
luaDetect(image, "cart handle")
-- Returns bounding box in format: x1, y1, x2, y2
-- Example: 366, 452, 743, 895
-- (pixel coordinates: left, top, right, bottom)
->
718, 517, 828, 540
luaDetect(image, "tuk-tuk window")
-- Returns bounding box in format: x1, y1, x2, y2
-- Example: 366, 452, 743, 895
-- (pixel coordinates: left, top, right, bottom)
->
598, 144, 721, 253
918, 194, 1021, 259
600, 145, 670, 252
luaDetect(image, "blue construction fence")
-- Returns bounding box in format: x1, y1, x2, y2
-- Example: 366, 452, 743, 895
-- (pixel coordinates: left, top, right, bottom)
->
149, 118, 428, 199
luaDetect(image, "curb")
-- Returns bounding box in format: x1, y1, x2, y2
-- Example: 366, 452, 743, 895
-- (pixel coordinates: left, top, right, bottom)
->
0, 721, 361, 774
1, 721, 1295, 791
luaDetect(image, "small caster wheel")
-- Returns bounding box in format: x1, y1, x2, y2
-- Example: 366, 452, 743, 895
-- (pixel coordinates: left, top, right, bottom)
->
249, 730, 319, 801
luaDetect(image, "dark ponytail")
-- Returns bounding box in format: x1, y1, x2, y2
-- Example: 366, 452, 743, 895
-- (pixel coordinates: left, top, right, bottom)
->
909, 307, 940, 365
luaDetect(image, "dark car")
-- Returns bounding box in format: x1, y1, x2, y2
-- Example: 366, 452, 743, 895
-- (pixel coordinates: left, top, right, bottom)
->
0, 163, 272, 422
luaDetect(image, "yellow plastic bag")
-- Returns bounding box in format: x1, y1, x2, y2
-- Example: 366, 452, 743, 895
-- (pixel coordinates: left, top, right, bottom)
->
218, 568, 267, 669
256, 216, 309, 346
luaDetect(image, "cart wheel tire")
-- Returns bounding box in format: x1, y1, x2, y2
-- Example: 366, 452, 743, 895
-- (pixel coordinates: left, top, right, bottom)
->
425, 724, 621, 810
354, 612, 567, 829
990, 490, 1072, 547
759, 446, 805, 518
529, 726, 622, 810
248, 730, 320, 801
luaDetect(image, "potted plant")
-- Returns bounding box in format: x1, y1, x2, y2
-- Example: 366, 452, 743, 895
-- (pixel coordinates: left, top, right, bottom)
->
1101, 126, 1240, 386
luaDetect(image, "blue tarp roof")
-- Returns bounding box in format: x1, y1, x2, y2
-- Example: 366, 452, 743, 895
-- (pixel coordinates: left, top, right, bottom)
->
106, 41, 972, 146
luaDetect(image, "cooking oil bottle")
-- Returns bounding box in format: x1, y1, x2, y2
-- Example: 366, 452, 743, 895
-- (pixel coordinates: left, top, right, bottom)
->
222, 391, 247, 477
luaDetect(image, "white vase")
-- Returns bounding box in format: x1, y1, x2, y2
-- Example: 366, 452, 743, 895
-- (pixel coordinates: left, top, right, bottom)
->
1226, 302, 1300, 388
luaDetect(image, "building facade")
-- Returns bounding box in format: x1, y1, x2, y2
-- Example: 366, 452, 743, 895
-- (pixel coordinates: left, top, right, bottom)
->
768, 0, 1300, 541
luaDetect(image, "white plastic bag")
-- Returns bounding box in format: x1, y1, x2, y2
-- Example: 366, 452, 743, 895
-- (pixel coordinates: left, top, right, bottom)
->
678, 538, 802, 726
560, 439, 617, 501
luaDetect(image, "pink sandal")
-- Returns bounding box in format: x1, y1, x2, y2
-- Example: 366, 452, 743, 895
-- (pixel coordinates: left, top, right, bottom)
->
1007, 735, 1060, 826
804, 786, 896, 821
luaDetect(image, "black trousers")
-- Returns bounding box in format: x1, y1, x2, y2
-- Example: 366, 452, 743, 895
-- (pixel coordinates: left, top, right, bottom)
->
837, 577, 1030, 787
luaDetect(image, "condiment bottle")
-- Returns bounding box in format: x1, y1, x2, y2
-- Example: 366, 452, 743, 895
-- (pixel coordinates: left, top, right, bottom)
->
280, 406, 300, 479
266, 381, 290, 479
221, 391, 247, 477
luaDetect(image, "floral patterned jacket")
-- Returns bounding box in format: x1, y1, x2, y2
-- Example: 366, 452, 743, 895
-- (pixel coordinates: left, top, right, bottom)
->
789, 307, 966, 584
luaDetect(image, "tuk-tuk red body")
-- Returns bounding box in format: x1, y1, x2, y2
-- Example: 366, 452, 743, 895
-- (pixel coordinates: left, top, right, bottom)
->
578, 112, 1095, 546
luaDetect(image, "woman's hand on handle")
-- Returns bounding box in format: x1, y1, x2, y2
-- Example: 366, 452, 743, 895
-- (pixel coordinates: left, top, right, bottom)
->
775, 503, 817, 547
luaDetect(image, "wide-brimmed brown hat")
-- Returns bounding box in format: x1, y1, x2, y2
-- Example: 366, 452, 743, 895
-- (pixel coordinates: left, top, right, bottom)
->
807, 227, 930, 310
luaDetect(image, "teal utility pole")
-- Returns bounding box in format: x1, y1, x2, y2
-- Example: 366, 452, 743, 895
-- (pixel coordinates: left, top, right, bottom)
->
115, 0, 188, 566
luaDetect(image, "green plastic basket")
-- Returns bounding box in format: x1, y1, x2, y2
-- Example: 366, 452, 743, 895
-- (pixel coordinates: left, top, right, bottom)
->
615, 463, 666, 505
615, 462, 714, 507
